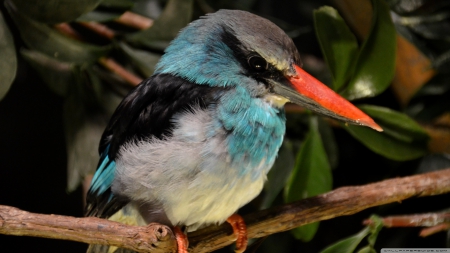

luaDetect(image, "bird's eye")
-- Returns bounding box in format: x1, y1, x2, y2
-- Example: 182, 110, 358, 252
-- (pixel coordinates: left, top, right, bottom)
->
248, 56, 268, 73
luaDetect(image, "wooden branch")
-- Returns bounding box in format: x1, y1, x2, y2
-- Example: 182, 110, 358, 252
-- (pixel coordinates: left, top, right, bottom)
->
1, 168, 450, 253
187, 168, 450, 252
0, 205, 175, 253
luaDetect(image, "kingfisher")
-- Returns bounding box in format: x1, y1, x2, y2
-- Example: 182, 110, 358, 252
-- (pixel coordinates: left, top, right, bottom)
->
85, 9, 382, 253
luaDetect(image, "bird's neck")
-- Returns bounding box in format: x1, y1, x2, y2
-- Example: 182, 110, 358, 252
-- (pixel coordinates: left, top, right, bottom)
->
214, 86, 286, 178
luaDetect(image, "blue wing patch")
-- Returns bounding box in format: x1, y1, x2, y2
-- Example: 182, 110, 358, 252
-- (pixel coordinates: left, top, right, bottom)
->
90, 153, 116, 196
86, 145, 127, 218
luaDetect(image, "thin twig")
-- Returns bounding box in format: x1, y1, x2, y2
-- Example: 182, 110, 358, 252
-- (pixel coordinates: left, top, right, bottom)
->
98, 57, 143, 86
363, 213, 450, 227
116, 11, 154, 30
420, 223, 450, 237
1, 169, 450, 253
54, 23, 84, 41
79, 22, 116, 39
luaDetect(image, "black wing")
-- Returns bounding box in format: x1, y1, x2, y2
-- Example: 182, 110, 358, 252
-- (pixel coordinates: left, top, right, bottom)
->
85, 74, 222, 218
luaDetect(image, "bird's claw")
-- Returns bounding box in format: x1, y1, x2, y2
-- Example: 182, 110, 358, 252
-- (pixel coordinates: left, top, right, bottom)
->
227, 214, 248, 253
173, 226, 188, 253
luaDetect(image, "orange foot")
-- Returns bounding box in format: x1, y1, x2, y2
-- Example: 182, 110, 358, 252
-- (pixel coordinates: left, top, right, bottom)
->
226, 214, 248, 253
173, 226, 188, 253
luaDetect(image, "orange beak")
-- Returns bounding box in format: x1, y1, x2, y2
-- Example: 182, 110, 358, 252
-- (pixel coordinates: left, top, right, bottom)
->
271, 64, 382, 131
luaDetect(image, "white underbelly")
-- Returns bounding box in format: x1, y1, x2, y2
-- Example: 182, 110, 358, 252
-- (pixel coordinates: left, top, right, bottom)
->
112, 107, 272, 230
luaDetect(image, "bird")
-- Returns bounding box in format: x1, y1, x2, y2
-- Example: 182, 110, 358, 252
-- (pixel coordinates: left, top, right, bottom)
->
85, 9, 382, 253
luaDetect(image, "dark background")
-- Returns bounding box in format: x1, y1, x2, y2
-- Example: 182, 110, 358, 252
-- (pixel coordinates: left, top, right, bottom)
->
1, 0, 450, 252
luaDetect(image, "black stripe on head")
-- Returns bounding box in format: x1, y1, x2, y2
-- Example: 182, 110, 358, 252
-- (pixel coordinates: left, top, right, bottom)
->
219, 25, 285, 85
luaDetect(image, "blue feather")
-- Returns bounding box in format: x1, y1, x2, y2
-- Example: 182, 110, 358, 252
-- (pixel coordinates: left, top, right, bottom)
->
213, 85, 286, 178
90, 145, 116, 195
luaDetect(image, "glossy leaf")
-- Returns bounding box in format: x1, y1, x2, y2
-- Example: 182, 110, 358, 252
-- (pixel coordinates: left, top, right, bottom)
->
11, 0, 101, 24
261, 140, 296, 209
118, 42, 161, 77
20, 49, 75, 97
345, 125, 427, 161
344, 106, 429, 161
7, 3, 111, 64
314, 6, 358, 91
358, 105, 429, 143
126, 0, 193, 50
318, 118, 339, 169
284, 117, 332, 241
0, 10, 17, 100
320, 226, 370, 253
340, 0, 396, 100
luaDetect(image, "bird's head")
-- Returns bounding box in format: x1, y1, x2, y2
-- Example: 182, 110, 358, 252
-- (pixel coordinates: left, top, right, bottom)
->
155, 9, 382, 131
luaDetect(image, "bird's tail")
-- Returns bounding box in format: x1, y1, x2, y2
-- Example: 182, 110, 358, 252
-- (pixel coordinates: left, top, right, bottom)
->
86, 205, 146, 253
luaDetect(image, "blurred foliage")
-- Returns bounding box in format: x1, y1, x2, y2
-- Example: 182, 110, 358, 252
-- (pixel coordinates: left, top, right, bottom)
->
1, 0, 450, 252
284, 116, 332, 241
0, 9, 16, 100
319, 215, 383, 253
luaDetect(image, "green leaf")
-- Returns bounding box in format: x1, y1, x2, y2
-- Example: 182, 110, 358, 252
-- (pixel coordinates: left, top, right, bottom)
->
64, 67, 123, 191
318, 118, 339, 170
77, 10, 124, 22
100, 0, 134, 10
0, 10, 17, 100
320, 226, 371, 253
118, 42, 161, 77
126, 0, 194, 50
284, 117, 332, 241
358, 105, 429, 143
344, 124, 427, 161
320, 215, 383, 253
7, 2, 111, 64
261, 140, 296, 209
348, 105, 429, 161
20, 49, 75, 97
340, 0, 396, 100
314, 6, 359, 91
11, 0, 101, 24
366, 215, 383, 247
357, 215, 383, 253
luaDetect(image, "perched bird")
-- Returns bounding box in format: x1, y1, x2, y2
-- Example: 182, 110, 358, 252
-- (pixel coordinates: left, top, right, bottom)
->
86, 9, 382, 253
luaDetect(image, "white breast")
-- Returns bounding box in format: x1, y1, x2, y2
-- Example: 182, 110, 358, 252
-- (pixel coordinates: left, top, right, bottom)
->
112, 107, 270, 230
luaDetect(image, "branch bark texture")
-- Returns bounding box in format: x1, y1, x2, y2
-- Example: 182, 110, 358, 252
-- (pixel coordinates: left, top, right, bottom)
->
0, 207, 176, 252
1, 168, 450, 253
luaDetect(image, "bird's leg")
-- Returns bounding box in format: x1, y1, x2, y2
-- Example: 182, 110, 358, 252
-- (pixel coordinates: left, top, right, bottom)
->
173, 226, 188, 253
226, 214, 248, 253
